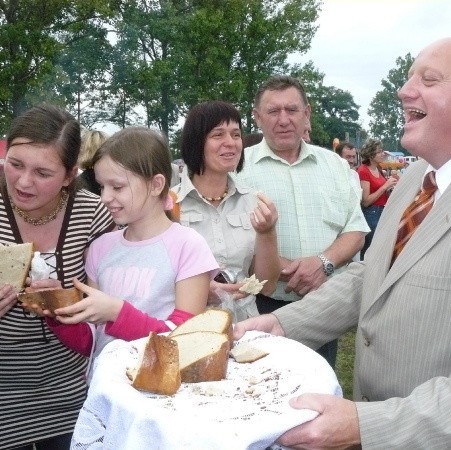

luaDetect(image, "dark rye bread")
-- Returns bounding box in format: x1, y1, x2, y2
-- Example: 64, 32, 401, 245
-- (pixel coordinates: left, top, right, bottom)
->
18, 287, 82, 314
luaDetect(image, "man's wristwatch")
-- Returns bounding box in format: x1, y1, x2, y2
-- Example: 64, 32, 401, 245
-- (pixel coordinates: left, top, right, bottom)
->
318, 253, 335, 276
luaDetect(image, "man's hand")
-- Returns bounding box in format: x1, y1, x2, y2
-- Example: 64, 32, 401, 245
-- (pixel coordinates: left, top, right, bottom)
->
281, 256, 327, 296
276, 394, 361, 450
233, 313, 285, 340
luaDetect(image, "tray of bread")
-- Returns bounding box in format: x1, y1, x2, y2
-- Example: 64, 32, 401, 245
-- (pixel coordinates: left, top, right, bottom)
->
73, 309, 341, 450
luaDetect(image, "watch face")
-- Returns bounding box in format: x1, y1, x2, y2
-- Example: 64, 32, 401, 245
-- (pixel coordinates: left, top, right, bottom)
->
325, 263, 334, 275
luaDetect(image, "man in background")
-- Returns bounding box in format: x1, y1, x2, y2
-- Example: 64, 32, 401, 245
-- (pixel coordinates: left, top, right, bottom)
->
236, 75, 369, 368
335, 141, 357, 169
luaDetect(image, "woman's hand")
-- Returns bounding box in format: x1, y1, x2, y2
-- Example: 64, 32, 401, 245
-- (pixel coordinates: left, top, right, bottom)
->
251, 193, 278, 234
208, 280, 247, 305
0, 284, 18, 318
384, 176, 398, 191
53, 278, 124, 324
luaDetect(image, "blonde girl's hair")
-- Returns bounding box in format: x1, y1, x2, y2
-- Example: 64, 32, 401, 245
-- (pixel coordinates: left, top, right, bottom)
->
79, 129, 109, 169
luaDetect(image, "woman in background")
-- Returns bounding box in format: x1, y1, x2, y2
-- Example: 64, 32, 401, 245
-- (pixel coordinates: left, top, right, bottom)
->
172, 100, 280, 321
77, 129, 108, 195
357, 138, 398, 259
0, 105, 114, 450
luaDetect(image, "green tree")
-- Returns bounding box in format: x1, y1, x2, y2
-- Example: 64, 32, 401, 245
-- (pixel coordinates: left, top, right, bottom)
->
368, 53, 414, 152
0, 0, 117, 132
110, 0, 321, 136
292, 61, 362, 148
179, 0, 321, 131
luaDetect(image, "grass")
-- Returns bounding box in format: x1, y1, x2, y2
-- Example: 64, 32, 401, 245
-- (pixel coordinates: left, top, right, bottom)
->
335, 328, 356, 399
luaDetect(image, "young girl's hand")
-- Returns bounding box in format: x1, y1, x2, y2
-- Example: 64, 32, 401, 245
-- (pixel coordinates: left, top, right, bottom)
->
251, 193, 278, 234
54, 278, 124, 324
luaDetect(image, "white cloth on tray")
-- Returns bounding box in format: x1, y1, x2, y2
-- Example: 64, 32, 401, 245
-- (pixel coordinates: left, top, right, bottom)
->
71, 331, 342, 450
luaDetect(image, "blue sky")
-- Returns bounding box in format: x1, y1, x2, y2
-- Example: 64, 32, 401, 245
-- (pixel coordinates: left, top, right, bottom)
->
290, 0, 451, 128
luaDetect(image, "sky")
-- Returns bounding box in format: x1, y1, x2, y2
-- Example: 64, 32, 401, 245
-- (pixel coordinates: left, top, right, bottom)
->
290, 0, 451, 129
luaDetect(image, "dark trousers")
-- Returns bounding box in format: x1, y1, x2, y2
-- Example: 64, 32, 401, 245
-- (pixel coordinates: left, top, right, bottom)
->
361, 205, 385, 259
256, 293, 338, 370
9, 433, 72, 450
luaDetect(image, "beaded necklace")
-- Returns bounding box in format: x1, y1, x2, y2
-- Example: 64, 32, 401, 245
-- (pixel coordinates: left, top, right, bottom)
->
200, 189, 228, 202
10, 189, 69, 226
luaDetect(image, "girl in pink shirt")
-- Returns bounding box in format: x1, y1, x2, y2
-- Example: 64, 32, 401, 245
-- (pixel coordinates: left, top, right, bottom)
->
47, 127, 219, 359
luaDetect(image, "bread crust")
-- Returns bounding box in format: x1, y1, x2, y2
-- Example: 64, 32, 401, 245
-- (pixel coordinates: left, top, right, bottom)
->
128, 333, 181, 396
171, 332, 230, 383
17, 287, 82, 314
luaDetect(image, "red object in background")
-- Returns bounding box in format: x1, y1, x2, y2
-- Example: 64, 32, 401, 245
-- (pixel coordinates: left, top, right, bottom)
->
0, 139, 6, 174
0, 139, 6, 160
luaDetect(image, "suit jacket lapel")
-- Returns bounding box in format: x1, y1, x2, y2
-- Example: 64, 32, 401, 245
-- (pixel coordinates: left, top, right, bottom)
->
361, 161, 451, 315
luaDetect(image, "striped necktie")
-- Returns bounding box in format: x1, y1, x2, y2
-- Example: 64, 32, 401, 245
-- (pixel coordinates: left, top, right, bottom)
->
392, 171, 437, 262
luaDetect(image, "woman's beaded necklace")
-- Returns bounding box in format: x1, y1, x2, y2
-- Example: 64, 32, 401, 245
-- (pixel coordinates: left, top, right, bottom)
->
10, 189, 69, 226
199, 189, 228, 202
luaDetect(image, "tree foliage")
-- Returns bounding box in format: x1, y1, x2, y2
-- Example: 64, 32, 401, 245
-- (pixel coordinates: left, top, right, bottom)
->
107, 0, 321, 136
368, 53, 414, 152
0, 0, 365, 157
292, 61, 362, 148
0, 0, 116, 132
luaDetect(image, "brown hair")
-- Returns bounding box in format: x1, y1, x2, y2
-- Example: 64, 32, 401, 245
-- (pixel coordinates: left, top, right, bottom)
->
6, 104, 81, 190
360, 138, 382, 165
92, 127, 172, 201
254, 75, 308, 109
335, 141, 355, 157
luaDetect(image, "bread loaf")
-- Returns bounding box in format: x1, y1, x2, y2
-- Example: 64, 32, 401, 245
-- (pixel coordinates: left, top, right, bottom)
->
171, 331, 229, 383
18, 287, 82, 314
127, 333, 181, 396
169, 308, 233, 345
0, 242, 33, 290
128, 309, 233, 395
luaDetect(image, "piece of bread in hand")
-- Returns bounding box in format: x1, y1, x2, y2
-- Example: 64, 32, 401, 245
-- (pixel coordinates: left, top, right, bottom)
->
230, 341, 269, 363
0, 242, 33, 290
239, 274, 267, 295
171, 331, 230, 383
169, 308, 233, 346
127, 333, 181, 396
17, 287, 82, 314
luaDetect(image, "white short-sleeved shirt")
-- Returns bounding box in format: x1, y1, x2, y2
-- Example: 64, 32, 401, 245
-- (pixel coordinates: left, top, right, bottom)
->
172, 172, 260, 320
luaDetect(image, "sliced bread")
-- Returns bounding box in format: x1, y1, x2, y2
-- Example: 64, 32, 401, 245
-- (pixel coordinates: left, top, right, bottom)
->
0, 242, 33, 290
127, 333, 181, 396
171, 331, 229, 383
230, 341, 269, 363
169, 308, 233, 345
18, 287, 82, 314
